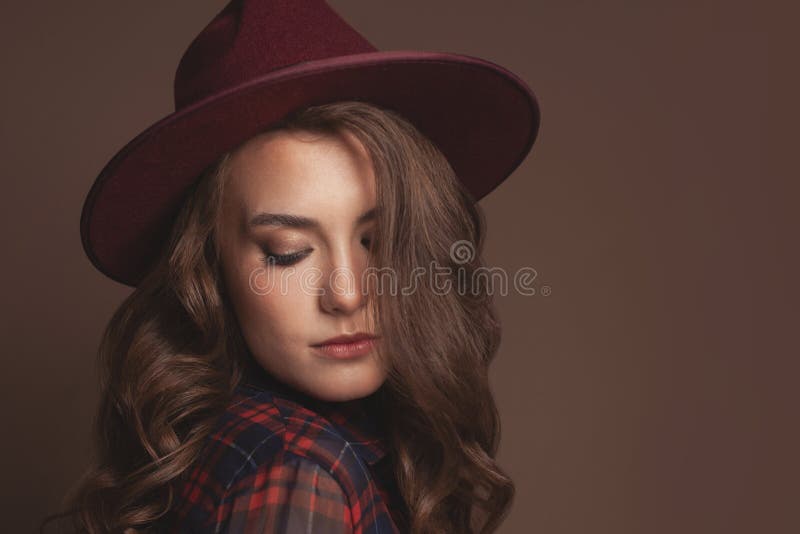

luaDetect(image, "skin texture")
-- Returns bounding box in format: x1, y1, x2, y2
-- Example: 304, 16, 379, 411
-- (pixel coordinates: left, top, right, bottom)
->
218, 128, 387, 402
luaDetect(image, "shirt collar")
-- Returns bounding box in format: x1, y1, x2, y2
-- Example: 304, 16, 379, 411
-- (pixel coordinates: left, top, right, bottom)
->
240, 364, 390, 466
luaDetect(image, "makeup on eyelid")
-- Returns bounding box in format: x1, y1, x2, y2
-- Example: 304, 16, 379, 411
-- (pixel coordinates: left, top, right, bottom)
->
259, 233, 375, 266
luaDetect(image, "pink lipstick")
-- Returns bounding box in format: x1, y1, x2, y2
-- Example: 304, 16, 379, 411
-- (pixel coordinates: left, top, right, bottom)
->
311, 333, 379, 359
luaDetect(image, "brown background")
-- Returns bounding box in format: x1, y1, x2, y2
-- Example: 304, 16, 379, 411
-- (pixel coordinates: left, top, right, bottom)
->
1, 1, 795, 532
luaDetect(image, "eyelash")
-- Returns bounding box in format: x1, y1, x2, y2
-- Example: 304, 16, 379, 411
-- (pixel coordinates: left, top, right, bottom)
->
262, 249, 309, 267
262, 237, 374, 267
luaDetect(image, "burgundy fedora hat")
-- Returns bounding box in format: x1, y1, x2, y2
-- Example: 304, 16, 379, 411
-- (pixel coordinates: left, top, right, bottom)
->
80, 0, 540, 287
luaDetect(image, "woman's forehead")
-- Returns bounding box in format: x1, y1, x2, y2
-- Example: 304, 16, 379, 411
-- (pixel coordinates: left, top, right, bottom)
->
222, 128, 377, 228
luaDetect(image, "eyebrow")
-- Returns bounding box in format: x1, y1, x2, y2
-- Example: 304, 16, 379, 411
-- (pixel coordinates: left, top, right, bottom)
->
248, 207, 378, 229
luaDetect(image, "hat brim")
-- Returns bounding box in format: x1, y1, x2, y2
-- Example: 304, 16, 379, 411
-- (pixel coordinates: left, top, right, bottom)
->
80, 50, 540, 287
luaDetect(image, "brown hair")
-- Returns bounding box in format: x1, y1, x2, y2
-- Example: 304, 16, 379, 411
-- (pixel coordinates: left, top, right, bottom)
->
41, 100, 514, 533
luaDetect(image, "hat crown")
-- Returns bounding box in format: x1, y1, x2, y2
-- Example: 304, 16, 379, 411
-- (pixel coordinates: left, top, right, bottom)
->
173, 0, 376, 109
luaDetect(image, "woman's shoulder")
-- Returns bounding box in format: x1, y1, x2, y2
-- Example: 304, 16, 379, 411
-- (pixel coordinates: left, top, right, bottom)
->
217, 382, 384, 480
176, 383, 361, 496
166, 382, 401, 533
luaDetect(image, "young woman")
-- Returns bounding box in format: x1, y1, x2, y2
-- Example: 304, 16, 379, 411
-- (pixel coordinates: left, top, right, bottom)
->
42, 1, 540, 532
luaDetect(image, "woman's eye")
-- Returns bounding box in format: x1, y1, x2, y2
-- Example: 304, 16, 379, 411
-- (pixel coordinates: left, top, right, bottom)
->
361, 236, 375, 249
261, 249, 310, 267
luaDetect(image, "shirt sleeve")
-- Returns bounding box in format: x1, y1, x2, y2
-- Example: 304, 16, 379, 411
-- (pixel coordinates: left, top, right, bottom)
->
217, 450, 354, 534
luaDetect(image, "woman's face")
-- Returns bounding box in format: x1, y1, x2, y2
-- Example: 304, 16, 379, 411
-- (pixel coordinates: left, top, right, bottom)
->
218, 128, 387, 402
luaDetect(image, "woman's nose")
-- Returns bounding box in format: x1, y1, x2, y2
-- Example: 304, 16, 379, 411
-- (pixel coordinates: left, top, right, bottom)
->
318, 247, 368, 315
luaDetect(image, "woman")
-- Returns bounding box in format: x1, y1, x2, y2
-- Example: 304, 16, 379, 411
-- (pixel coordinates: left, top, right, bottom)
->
42, 1, 540, 532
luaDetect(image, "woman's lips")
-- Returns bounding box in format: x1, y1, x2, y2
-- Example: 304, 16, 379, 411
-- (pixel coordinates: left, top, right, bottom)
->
312, 337, 378, 359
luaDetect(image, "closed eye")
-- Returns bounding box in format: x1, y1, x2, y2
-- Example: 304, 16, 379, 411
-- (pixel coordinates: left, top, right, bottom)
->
261, 248, 311, 267
261, 235, 374, 268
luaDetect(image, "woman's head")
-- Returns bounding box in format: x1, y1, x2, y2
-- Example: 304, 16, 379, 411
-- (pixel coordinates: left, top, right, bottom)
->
45, 100, 514, 534
216, 126, 386, 402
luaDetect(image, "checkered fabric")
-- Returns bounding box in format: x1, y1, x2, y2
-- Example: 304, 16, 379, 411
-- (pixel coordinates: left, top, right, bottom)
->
164, 368, 408, 533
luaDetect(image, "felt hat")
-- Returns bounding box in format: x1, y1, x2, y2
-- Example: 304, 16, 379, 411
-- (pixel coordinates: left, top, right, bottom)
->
79, 0, 541, 287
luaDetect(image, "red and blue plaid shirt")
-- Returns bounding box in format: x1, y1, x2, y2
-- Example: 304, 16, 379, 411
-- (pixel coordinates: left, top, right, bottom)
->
164, 368, 409, 533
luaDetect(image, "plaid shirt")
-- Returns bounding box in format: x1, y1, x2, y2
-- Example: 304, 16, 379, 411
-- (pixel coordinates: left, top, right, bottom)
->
163, 367, 409, 533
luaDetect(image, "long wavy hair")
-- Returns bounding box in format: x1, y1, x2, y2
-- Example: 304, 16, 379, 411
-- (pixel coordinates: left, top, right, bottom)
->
41, 100, 514, 533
